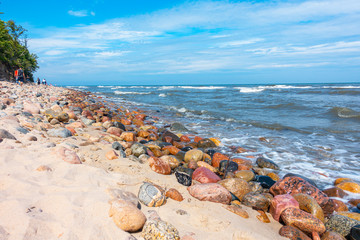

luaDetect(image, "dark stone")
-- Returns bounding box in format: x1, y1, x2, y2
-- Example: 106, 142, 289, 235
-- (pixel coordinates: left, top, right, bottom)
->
112, 141, 123, 151
323, 187, 348, 198
118, 149, 126, 158
350, 225, 360, 240
284, 173, 318, 188
255, 175, 276, 189
161, 130, 180, 142
181, 146, 193, 152
16, 127, 29, 134
0, 104, 6, 110
22, 112, 33, 117
139, 140, 148, 144
230, 192, 240, 202
197, 138, 216, 149
36, 93, 42, 97
256, 156, 280, 170
175, 166, 193, 186
325, 215, 360, 238
219, 160, 238, 175
206, 149, 217, 158
358, 203, 360, 210
70, 106, 82, 115
156, 141, 172, 148
0, 129, 16, 140
175, 151, 186, 161
113, 121, 126, 131
242, 192, 270, 211
170, 122, 189, 132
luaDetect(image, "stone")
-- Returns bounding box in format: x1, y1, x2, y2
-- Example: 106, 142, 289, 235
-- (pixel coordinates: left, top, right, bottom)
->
170, 122, 189, 132
36, 165, 52, 171
162, 145, 180, 155
293, 193, 324, 222
332, 199, 348, 212
120, 132, 136, 142
160, 155, 180, 170
192, 167, 221, 183
325, 215, 360, 238
148, 157, 171, 175
323, 187, 348, 198
336, 182, 360, 194
16, 127, 29, 134
197, 161, 217, 172
334, 178, 354, 185
350, 225, 360, 240
249, 181, 263, 193
242, 192, 270, 211
234, 170, 255, 182
109, 199, 146, 232
174, 167, 193, 186
349, 199, 360, 207
222, 205, 249, 218
256, 156, 279, 170
197, 138, 216, 148
106, 150, 118, 160
211, 152, 229, 168
0, 129, 16, 140
267, 172, 280, 181
284, 173, 318, 188
112, 141, 123, 151
269, 194, 299, 222
257, 210, 271, 223
50, 118, 60, 125
57, 147, 82, 164
338, 212, 360, 221
165, 189, 184, 202
217, 178, 251, 201
107, 127, 123, 137
138, 182, 166, 207
219, 160, 238, 175
321, 231, 346, 240
184, 149, 204, 163
255, 175, 276, 189
131, 142, 146, 157
47, 128, 72, 138
57, 112, 69, 122
281, 208, 326, 234
279, 226, 311, 240
107, 189, 139, 207
161, 130, 180, 142
142, 218, 180, 240
188, 183, 232, 204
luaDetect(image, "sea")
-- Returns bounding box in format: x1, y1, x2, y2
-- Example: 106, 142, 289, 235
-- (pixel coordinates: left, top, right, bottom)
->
67, 83, 360, 189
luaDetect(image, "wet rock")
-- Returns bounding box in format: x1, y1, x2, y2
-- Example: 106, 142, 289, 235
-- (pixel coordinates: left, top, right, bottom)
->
120, 132, 136, 142
279, 226, 311, 240
249, 181, 263, 193
293, 193, 324, 222
334, 177, 354, 185
161, 130, 180, 142
188, 183, 232, 204
349, 199, 360, 207
218, 178, 251, 201
242, 192, 270, 211
57, 147, 81, 164
149, 157, 171, 175
109, 199, 146, 233
192, 167, 221, 183
332, 199, 348, 212
131, 142, 146, 157
256, 156, 279, 170
350, 225, 360, 240
0, 129, 16, 140
162, 145, 180, 155
138, 182, 166, 207
321, 231, 346, 240
338, 212, 360, 221
267, 172, 280, 181
219, 160, 238, 175
174, 167, 193, 186
165, 189, 184, 202
211, 152, 229, 168
170, 122, 189, 132
142, 218, 180, 240
325, 215, 360, 238
336, 182, 360, 194
184, 149, 204, 163
284, 173, 318, 188
223, 205, 249, 218
323, 187, 348, 198
160, 155, 180, 170
197, 138, 216, 149
47, 128, 72, 138
270, 194, 299, 222
234, 170, 255, 182
197, 161, 216, 172
255, 175, 276, 189
281, 207, 326, 234
113, 121, 126, 131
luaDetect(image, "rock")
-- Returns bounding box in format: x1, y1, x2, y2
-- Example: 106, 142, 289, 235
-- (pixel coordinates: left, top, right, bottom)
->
36, 165, 52, 171
0, 129, 16, 140
256, 210, 271, 223
57, 147, 82, 164
148, 157, 171, 175
279, 226, 311, 240
234, 170, 255, 182
50, 118, 60, 125
107, 127, 123, 137
142, 218, 180, 240
323, 187, 348, 198
338, 212, 360, 221
131, 142, 146, 157
160, 155, 180, 170
223, 205, 249, 218
256, 156, 279, 170
170, 122, 189, 132
120, 132, 136, 142
211, 152, 229, 168
112, 141, 123, 150
192, 167, 221, 183
107, 189, 139, 207
255, 175, 276, 189
109, 199, 146, 232
197, 138, 216, 148
321, 231, 346, 240
47, 128, 72, 138
187, 183, 232, 204
106, 150, 118, 160
174, 167, 193, 186
217, 178, 251, 201
332, 199, 348, 212
165, 189, 184, 202
242, 192, 270, 211
249, 181, 263, 193
267, 172, 280, 181
57, 112, 69, 122
184, 149, 204, 163
269, 194, 299, 222
197, 161, 217, 172
336, 182, 360, 194
219, 160, 238, 175
334, 177, 354, 185
138, 182, 166, 207
325, 215, 360, 238
349, 199, 360, 207
23, 101, 40, 114
27, 135, 37, 141
350, 225, 360, 240
284, 173, 318, 188
162, 145, 180, 155
293, 193, 324, 222
16, 127, 29, 134
81, 117, 95, 126
161, 130, 180, 142
281, 208, 326, 234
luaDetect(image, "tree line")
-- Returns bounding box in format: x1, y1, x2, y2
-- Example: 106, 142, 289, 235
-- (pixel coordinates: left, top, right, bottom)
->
0, 18, 38, 81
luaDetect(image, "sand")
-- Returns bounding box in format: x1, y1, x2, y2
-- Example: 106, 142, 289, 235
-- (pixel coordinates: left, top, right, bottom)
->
0, 81, 286, 240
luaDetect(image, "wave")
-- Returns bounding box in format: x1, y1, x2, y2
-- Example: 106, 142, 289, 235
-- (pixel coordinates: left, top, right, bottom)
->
323, 86, 360, 89
114, 91, 151, 95
330, 107, 360, 119
178, 86, 226, 90
235, 85, 313, 93
159, 86, 176, 90
237, 87, 265, 93
77, 86, 89, 89
159, 93, 166, 97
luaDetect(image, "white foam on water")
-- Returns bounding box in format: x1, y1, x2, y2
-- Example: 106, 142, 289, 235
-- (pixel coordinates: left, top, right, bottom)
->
114, 91, 150, 95
159, 93, 166, 97
237, 87, 265, 93
77, 86, 89, 89
323, 85, 360, 89
179, 86, 226, 90
159, 86, 176, 90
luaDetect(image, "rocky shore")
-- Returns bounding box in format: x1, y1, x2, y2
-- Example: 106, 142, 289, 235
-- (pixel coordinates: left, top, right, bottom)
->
0, 81, 359, 240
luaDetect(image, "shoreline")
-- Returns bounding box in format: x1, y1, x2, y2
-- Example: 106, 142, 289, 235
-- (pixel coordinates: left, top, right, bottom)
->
0, 81, 359, 240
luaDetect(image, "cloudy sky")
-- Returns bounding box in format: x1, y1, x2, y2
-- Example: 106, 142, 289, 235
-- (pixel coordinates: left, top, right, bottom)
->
2, 0, 360, 85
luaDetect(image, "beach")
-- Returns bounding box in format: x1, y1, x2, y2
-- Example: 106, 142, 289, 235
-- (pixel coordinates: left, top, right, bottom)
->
0, 81, 359, 240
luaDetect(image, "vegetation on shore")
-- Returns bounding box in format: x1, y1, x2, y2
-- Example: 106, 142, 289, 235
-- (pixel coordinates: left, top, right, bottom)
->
0, 18, 38, 81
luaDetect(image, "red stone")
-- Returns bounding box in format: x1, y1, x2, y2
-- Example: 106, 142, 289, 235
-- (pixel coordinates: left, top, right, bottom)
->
332, 199, 348, 212
192, 167, 221, 183
194, 136, 203, 143
269, 194, 299, 221
323, 187, 348, 198
180, 135, 191, 142
148, 157, 171, 175
165, 188, 184, 202
212, 152, 229, 168
279, 226, 311, 240
107, 127, 123, 137
187, 183, 232, 204
162, 145, 180, 155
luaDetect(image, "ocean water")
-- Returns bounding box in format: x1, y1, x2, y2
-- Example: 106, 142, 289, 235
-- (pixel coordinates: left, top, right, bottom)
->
68, 83, 360, 188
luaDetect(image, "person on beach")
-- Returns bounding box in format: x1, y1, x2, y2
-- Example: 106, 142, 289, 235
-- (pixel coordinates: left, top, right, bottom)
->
42, 78, 47, 85
14, 67, 25, 85
36, 77, 41, 85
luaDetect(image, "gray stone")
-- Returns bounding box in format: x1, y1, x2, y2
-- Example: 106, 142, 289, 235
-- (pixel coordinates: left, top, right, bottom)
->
138, 182, 166, 207
47, 128, 72, 138
112, 141, 123, 150
170, 122, 189, 132
16, 127, 29, 134
256, 156, 280, 170
130, 142, 146, 157
81, 117, 95, 126
325, 214, 360, 237
0, 129, 16, 140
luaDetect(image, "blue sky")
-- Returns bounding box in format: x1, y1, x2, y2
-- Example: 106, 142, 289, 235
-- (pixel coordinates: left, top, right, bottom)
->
1, 0, 360, 85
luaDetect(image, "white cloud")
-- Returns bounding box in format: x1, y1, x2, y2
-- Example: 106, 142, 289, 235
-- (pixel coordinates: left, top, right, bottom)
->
218, 38, 264, 48
248, 62, 331, 69
68, 10, 95, 17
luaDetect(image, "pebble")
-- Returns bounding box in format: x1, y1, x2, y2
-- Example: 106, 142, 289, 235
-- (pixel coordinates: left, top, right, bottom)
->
184, 149, 204, 163
105, 150, 118, 160
211, 152, 229, 168
219, 160, 238, 175
57, 147, 82, 164
165, 189, 184, 202
107, 189, 139, 207
255, 175, 276, 189
222, 205, 249, 218
336, 181, 360, 194
187, 183, 232, 204
174, 166, 193, 186
0, 129, 16, 140
256, 156, 279, 170
323, 187, 348, 198
256, 210, 271, 223
192, 167, 221, 183
325, 214, 360, 238
269, 194, 299, 222
149, 157, 171, 175
338, 212, 360, 221
142, 218, 180, 240
242, 192, 270, 211
218, 178, 251, 201
131, 142, 146, 157
321, 231, 346, 240
279, 226, 311, 240
234, 170, 255, 182
47, 128, 72, 138
138, 182, 166, 207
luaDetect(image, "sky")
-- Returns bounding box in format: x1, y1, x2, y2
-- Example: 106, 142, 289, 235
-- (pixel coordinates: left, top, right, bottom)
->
1, 0, 360, 85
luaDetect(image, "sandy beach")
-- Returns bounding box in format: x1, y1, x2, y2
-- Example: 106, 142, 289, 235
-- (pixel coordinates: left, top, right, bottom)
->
1, 81, 359, 240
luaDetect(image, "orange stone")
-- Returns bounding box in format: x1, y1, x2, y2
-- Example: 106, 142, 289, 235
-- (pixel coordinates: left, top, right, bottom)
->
162, 145, 180, 155
223, 205, 249, 218
120, 118, 132, 125
194, 136, 203, 143
180, 135, 191, 142
257, 210, 270, 223
209, 138, 221, 146
212, 152, 229, 168
237, 164, 251, 171
336, 181, 360, 193
172, 141, 185, 149
332, 199, 348, 212
148, 157, 171, 175
165, 188, 184, 201
235, 147, 248, 153
137, 130, 150, 138
132, 118, 144, 127
120, 132, 136, 142
232, 158, 252, 167
334, 177, 354, 185
106, 150, 118, 160
267, 172, 280, 181
65, 126, 76, 135
337, 212, 360, 221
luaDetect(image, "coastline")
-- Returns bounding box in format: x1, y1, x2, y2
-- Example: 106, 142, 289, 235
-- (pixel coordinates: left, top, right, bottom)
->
0, 81, 359, 240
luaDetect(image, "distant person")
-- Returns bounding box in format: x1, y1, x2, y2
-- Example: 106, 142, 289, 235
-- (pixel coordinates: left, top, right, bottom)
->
36, 77, 41, 85
14, 67, 25, 85
42, 78, 47, 85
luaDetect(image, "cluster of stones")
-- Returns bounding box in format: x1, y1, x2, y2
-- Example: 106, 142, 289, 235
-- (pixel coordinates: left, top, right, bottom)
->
1, 81, 360, 240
